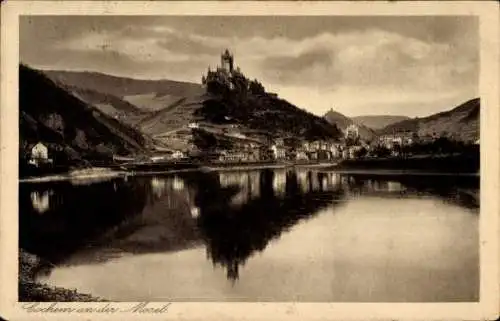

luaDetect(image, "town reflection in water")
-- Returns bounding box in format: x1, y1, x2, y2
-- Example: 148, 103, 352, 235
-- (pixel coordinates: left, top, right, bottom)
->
19, 168, 479, 301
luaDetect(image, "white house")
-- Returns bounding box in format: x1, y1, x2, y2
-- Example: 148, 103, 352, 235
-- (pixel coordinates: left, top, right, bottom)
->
150, 155, 167, 163
188, 122, 199, 129
29, 142, 52, 167
171, 150, 185, 159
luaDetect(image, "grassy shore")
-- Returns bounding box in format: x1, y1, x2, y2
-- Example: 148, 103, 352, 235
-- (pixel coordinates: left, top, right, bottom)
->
19, 249, 105, 302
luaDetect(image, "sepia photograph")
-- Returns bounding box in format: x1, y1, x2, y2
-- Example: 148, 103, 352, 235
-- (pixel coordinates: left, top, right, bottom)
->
1, 1, 499, 320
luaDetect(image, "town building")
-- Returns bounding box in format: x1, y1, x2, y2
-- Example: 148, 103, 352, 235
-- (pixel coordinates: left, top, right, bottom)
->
271, 144, 286, 160
345, 124, 360, 140
295, 150, 309, 161
378, 134, 414, 149
327, 142, 342, 159
219, 151, 246, 162
310, 140, 321, 150
274, 138, 285, 147
300, 140, 342, 161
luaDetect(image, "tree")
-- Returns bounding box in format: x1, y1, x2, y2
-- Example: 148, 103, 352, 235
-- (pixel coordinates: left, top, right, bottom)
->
373, 145, 391, 158
191, 129, 217, 152
345, 136, 360, 147
284, 137, 301, 149
205, 70, 230, 96
249, 79, 265, 95
231, 70, 249, 95
354, 147, 367, 158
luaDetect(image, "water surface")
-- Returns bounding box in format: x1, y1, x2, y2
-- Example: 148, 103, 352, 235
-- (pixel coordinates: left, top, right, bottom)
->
19, 168, 479, 302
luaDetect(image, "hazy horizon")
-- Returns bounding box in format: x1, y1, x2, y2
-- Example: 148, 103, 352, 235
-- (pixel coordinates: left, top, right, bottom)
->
20, 16, 479, 118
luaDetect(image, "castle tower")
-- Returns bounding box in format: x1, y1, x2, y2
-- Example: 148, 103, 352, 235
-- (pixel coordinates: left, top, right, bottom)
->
220, 49, 234, 73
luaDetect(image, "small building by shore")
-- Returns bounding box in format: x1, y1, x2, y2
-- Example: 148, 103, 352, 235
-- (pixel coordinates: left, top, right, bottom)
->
28, 142, 53, 167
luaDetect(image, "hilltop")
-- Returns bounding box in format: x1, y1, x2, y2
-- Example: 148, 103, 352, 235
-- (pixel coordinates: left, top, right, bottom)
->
323, 109, 375, 141
378, 98, 480, 142
352, 115, 411, 130
19, 65, 151, 172
43, 70, 204, 106
198, 63, 342, 142
40, 63, 342, 151
43, 70, 206, 130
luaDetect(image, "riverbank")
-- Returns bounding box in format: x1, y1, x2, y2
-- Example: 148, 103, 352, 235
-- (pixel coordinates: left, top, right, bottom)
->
18, 155, 479, 184
19, 249, 105, 302
323, 169, 479, 177
19, 161, 339, 182
333, 154, 479, 174
19, 167, 126, 184
202, 161, 291, 172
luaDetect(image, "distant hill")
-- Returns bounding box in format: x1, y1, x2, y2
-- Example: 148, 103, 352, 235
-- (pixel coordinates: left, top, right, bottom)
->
19, 65, 151, 169
43, 70, 207, 130
43, 70, 205, 104
41, 69, 342, 148
198, 68, 342, 142
377, 98, 480, 142
352, 115, 411, 130
323, 109, 375, 140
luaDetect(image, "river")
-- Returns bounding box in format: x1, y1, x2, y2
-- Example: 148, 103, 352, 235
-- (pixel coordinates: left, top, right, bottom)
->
19, 168, 479, 302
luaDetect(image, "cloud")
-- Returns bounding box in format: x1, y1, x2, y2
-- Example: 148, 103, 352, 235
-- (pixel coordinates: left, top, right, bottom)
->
275, 84, 476, 117
255, 29, 477, 95
19, 16, 478, 117
156, 34, 222, 56
259, 47, 334, 85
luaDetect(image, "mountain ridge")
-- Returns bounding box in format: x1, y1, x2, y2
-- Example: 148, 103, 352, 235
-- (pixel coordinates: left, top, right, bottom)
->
377, 98, 480, 142
352, 115, 411, 130
41, 68, 343, 148
19, 64, 152, 172
42, 69, 204, 98
323, 109, 375, 140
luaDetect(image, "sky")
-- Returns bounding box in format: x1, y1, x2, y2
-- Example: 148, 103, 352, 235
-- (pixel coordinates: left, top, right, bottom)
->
20, 16, 479, 117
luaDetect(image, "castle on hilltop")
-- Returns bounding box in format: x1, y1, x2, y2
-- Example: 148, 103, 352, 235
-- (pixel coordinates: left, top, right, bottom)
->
201, 49, 266, 96
202, 49, 238, 88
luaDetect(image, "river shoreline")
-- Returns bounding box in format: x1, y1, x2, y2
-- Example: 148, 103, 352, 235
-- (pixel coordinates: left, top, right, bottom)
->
19, 249, 106, 302
19, 168, 126, 183
333, 154, 479, 173
19, 162, 331, 183
19, 154, 479, 184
